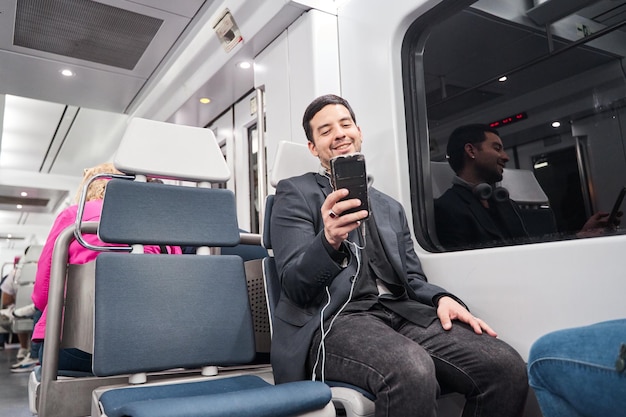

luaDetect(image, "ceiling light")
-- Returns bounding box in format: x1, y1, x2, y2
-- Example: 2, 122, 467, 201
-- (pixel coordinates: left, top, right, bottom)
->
21, 191, 28, 197
7, 234, 12, 238
199, 97, 211, 104
60, 69, 75, 77
237, 61, 251, 70
16, 204, 23, 209
551, 121, 561, 128
498, 76, 508, 82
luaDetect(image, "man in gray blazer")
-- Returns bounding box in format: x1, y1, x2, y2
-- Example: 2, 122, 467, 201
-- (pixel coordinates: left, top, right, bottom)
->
269, 94, 528, 416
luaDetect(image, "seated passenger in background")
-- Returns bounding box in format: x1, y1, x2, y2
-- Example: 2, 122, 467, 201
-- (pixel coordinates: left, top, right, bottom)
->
1, 250, 40, 373
528, 319, 626, 417
270, 94, 528, 416
434, 124, 616, 249
31, 163, 182, 373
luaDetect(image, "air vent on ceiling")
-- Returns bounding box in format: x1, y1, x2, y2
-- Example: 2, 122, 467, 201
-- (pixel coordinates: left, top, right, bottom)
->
0, 195, 49, 207
14, 0, 163, 70
0, 235, 25, 241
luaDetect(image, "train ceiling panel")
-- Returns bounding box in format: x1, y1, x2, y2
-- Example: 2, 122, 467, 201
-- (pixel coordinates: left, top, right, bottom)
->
0, 0, 210, 250
0, 0, 209, 112
14, 0, 163, 70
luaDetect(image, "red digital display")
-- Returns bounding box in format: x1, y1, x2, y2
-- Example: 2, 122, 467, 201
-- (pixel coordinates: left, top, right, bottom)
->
489, 112, 528, 128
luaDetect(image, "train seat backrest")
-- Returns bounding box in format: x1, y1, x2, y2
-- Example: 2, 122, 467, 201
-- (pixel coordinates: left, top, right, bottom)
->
500, 168, 549, 206
500, 168, 557, 235
431, 161, 456, 199
431, 161, 550, 205
11, 261, 39, 333
8, 243, 43, 331
90, 118, 334, 417
22, 244, 44, 264
269, 141, 319, 187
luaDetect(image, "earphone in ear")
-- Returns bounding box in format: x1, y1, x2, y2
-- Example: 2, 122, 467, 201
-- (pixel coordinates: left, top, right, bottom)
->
473, 183, 509, 203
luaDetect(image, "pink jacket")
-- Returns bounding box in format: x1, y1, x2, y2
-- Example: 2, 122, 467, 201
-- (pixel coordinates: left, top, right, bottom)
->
32, 199, 182, 341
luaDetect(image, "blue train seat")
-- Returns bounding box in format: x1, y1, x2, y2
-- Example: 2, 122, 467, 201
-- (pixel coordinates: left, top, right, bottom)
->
83, 118, 333, 417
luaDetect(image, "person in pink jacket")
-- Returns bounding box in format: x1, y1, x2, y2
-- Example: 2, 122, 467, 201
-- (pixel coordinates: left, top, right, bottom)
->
31, 163, 181, 373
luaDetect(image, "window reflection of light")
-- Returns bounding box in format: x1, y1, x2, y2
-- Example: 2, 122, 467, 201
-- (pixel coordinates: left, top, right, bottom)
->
498, 76, 507, 82
551, 121, 560, 128
534, 161, 548, 169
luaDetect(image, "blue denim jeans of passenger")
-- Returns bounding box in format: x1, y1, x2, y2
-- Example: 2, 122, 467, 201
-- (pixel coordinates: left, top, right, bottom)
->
34, 308, 92, 373
308, 305, 528, 417
528, 319, 626, 417
31, 308, 43, 360
37, 342, 92, 373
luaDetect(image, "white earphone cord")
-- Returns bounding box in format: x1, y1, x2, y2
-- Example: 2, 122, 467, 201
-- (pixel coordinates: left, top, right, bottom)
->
311, 226, 366, 382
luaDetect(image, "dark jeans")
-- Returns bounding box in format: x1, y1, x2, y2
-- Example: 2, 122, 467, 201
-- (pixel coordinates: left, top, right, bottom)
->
37, 342, 92, 373
31, 308, 42, 360
34, 307, 92, 373
308, 306, 528, 417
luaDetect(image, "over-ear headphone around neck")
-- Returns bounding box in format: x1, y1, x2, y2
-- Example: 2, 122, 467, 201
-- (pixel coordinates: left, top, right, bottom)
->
473, 183, 509, 203
452, 176, 510, 203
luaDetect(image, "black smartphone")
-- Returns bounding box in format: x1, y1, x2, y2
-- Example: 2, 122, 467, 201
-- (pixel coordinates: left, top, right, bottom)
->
330, 153, 369, 218
607, 186, 626, 225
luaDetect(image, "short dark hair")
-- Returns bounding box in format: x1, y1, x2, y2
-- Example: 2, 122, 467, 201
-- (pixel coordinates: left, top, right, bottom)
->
302, 94, 357, 142
446, 124, 499, 173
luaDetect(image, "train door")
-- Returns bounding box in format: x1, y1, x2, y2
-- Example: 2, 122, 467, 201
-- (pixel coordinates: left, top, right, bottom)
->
208, 89, 265, 233
531, 146, 590, 233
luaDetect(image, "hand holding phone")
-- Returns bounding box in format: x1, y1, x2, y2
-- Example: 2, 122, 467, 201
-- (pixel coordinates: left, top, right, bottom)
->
330, 153, 369, 218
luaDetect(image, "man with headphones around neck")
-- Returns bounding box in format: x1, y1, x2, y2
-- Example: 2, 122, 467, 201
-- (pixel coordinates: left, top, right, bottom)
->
435, 124, 617, 249
270, 96, 528, 416
434, 124, 529, 249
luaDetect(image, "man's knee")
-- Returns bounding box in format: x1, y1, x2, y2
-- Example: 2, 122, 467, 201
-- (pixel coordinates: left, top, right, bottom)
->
395, 345, 438, 387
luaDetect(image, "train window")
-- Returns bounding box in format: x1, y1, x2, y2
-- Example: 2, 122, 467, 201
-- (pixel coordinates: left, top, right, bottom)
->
403, 0, 626, 251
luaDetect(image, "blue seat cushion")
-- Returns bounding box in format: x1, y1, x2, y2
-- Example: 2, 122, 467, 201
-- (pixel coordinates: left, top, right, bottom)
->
99, 375, 332, 417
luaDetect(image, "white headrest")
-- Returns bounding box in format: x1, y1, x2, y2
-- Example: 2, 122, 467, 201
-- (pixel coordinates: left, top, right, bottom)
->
20, 245, 43, 264
431, 161, 455, 199
501, 168, 549, 204
430, 162, 549, 204
269, 141, 319, 187
114, 118, 230, 182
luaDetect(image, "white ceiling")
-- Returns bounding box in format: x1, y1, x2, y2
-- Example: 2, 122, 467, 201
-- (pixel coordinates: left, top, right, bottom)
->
0, 0, 211, 255
0, 0, 312, 259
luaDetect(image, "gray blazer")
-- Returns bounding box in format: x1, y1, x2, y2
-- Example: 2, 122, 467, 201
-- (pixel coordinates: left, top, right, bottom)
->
270, 172, 452, 383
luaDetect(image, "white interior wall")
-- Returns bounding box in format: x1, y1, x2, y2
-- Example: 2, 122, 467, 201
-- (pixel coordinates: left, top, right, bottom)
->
254, 9, 341, 194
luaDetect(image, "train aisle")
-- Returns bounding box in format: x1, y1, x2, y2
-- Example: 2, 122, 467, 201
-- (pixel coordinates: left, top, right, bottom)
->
0, 345, 33, 417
